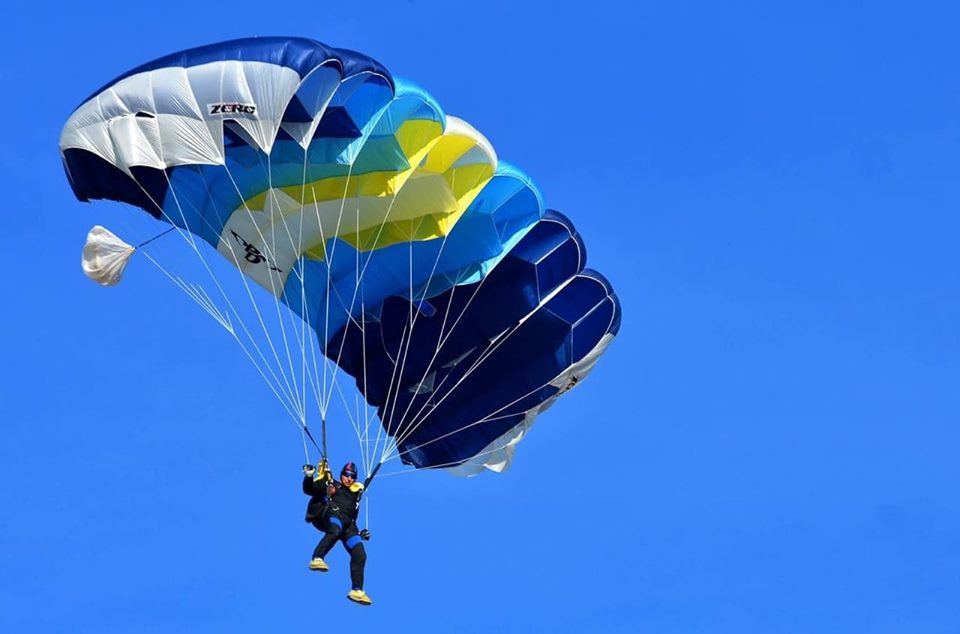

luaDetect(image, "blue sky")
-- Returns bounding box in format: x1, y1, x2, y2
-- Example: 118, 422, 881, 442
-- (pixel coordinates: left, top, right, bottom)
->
3, 1, 960, 632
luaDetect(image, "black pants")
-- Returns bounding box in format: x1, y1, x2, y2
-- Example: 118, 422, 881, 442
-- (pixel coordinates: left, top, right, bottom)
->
311, 513, 367, 590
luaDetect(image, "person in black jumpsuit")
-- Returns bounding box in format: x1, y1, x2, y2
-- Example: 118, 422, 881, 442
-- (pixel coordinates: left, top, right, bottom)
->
303, 460, 372, 605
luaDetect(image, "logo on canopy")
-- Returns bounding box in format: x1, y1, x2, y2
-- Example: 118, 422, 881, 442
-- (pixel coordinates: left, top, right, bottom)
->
208, 103, 257, 117
230, 230, 283, 273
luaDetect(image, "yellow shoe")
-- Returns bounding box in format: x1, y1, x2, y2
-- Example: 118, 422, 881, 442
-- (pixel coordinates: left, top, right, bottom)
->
308, 558, 329, 572
347, 589, 373, 605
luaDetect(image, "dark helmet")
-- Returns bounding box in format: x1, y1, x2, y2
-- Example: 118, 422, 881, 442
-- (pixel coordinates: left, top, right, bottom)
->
341, 462, 358, 478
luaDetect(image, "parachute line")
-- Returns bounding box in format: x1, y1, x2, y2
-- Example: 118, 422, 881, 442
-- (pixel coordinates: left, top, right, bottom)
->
162, 168, 306, 421
117, 164, 308, 423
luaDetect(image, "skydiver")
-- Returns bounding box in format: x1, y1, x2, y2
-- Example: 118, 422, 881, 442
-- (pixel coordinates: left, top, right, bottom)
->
302, 460, 373, 606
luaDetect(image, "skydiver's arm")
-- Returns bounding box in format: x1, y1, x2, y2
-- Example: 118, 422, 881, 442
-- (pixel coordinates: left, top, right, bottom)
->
302, 461, 332, 495
301, 465, 315, 495
302, 475, 319, 495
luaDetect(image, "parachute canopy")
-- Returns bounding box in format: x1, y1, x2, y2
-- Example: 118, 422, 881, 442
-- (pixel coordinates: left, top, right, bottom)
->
60, 37, 621, 475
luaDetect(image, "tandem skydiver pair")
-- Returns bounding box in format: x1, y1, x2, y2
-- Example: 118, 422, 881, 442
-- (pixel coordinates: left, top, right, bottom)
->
302, 460, 372, 606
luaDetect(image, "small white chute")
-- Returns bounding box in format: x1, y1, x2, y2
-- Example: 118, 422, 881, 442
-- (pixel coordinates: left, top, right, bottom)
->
81, 225, 135, 286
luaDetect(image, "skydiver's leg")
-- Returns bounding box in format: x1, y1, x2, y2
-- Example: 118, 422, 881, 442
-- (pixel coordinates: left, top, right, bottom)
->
348, 543, 367, 590
312, 515, 344, 559
340, 527, 366, 590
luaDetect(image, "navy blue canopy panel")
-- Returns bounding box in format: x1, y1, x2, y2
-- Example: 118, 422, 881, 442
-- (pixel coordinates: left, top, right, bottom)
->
82, 36, 392, 107
328, 211, 621, 471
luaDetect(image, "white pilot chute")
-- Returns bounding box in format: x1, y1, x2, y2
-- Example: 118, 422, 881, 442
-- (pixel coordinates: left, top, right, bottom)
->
81, 225, 135, 286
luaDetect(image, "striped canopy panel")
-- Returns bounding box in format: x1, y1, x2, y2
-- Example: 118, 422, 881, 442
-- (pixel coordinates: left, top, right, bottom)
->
60, 37, 621, 473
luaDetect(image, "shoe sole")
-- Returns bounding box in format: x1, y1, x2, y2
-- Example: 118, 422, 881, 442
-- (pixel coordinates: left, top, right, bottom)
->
308, 565, 329, 572
347, 596, 372, 606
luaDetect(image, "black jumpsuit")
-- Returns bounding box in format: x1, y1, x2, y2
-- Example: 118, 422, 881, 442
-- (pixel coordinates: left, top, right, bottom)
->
303, 474, 367, 590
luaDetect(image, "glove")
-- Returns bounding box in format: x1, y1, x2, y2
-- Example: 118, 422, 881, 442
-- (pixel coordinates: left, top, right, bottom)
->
302, 464, 315, 477
359, 528, 371, 541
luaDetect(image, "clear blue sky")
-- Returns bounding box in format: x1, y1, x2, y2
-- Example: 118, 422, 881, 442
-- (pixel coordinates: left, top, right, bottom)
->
3, 1, 959, 632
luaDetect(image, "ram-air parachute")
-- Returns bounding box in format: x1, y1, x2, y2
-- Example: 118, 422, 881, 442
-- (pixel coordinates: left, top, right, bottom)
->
60, 37, 621, 479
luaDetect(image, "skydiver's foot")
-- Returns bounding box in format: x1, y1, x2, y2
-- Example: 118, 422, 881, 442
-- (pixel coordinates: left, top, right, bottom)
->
308, 557, 329, 572
347, 588, 373, 605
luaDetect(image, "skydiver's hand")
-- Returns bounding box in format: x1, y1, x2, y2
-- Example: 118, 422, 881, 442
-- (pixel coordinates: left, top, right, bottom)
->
359, 529, 371, 541
302, 464, 316, 477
